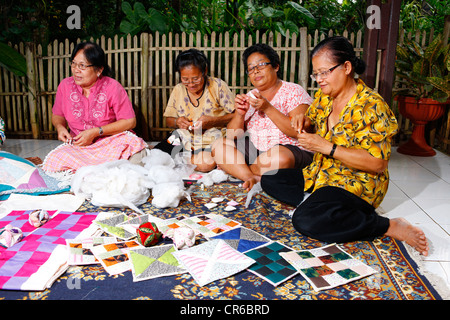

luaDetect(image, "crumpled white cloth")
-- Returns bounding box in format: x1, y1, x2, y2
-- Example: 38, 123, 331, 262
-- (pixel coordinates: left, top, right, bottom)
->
70, 149, 193, 213
197, 169, 229, 187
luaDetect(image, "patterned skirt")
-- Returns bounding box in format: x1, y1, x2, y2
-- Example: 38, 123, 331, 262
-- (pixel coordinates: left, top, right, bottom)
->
42, 131, 148, 173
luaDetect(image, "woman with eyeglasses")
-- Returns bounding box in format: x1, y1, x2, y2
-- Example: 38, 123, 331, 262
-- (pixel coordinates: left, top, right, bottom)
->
42, 42, 148, 173
153, 48, 235, 172
211, 43, 314, 191
262, 36, 428, 256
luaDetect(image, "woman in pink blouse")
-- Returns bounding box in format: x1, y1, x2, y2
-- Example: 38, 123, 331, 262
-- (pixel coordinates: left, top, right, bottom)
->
212, 44, 314, 191
42, 42, 148, 173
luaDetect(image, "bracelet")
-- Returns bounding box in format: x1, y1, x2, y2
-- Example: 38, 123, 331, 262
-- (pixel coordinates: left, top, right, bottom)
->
329, 143, 337, 157
98, 127, 104, 136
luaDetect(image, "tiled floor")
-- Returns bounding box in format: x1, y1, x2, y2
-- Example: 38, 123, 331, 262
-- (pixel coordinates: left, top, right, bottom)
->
1, 138, 449, 292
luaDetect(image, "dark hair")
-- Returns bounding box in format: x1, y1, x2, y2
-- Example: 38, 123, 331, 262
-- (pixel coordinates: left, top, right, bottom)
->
242, 43, 281, 78
175, 49, 209, 75
71, 42, 111, 77
311, 36, 366, 75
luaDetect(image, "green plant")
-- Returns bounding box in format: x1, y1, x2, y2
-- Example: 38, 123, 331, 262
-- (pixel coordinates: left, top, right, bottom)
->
242, 0, 315, 37
0, 42, 27, 78
119, 1, 168, 36
394, 34, 450, 103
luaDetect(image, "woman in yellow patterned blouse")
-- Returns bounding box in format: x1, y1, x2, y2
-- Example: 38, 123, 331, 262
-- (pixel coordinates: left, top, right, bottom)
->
261, 36, 429, 256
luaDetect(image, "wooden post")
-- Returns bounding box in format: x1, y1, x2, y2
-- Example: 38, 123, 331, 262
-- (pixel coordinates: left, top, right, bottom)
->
362, 0, 401, 107
299, 27, 309, 91
361, 0, 380, 89
443, 15, 450, 152
140, 33, 150, 141
377, 0, 401, 106
25, 42, 39, 139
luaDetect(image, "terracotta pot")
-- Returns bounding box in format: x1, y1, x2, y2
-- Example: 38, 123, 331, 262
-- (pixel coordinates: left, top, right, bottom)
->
397, 96, 447, 156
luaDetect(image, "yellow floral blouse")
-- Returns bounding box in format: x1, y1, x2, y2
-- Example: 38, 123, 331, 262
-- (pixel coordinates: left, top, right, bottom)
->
303, 79, 398, 208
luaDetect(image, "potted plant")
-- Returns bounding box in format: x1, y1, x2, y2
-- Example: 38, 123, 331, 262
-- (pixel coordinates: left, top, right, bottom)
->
393, 33, 449, 156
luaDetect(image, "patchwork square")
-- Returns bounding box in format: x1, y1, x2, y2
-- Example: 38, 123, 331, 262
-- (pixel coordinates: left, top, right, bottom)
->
91, 240, 141, 275
0, 210, 98, 290
129, 245, 187, 282
118, 214, 164, 235
179, 214, 241, 238
280, 243, 377, 291
245, 242, 297, 287
66, 237, 117, 265
94, 213, 136, 240
0, 151, 70, 200
173, 239, 255, 287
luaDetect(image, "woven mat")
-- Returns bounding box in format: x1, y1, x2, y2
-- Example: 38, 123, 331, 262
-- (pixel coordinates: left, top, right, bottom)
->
1, 182, 447, 300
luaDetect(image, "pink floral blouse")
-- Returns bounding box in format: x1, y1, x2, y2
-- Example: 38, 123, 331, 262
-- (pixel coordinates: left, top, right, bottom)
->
244, 81, 313, 151
52, 76, 136, 136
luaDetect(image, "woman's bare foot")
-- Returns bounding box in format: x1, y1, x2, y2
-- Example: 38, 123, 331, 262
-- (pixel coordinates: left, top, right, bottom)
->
385, 218, 429, 256
242, 176, 260, 192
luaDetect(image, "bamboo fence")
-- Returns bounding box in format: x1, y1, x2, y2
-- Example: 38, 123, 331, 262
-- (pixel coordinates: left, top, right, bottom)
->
0, 28, 449, 152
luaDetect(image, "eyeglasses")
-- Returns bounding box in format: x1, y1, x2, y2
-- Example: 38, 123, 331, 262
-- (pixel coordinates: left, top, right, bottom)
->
246, 62, 272, 75
70, 61, 94, 71
180, 75, 204, 85
310, 64, 341, 82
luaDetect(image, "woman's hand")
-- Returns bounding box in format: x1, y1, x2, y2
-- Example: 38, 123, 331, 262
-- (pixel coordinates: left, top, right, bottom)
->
72, 128, 98, 146
290, 113, 310, 134
248, 91, 271, 114
234, 94, 250, 116
297, 131, 332, 154
56, 127, 72, 144
52, 115, 73, 143
193, 115, 213, 130
175, 117, 192, 130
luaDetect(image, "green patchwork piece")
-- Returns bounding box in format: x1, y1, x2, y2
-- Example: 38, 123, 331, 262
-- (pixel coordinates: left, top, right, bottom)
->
337, 269, 360, 280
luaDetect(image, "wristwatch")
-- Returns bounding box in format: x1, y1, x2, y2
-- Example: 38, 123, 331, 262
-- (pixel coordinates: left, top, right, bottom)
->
98, 127, 104, 136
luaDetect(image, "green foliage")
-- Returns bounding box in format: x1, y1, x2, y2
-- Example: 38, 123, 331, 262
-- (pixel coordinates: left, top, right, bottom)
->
245, 1, 316, 37
120, 0, 316, 37
303, 0, 367, 33
0, 2, 46, 43
400, 0, 450, 34
394, 34, 450, 102
0, 42, 27, 77
119, 1, 168, 36
0, 0, 447, 47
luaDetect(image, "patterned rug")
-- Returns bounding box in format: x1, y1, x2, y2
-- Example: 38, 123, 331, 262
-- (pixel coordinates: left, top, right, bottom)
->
0, 182, 446, 300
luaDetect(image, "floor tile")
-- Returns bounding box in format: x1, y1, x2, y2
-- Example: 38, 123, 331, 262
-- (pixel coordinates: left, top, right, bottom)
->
422, 261, 450, 290
417, 222, 450, 262
385, 181, 409, 199
379, 198, 435, 224
413, 198, 450, 226
392, 180, 450, 200
388, 165, 439, 181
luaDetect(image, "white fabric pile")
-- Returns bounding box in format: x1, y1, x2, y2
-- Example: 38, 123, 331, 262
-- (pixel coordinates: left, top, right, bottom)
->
196, 169, 229, 187
70, 149, 196, 213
